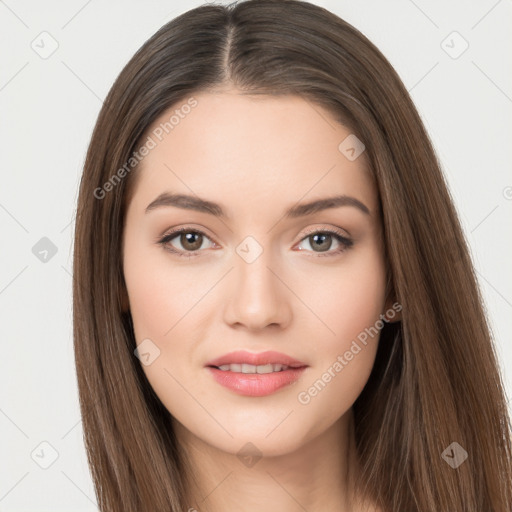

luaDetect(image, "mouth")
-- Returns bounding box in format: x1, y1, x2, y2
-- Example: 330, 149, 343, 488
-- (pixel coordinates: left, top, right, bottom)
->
205, 349, 307, 369
205, 350, 308, 397
211, 363, 302, 373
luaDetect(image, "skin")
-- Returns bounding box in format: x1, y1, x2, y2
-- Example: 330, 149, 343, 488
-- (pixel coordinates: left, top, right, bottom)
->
122, 89, 399, 511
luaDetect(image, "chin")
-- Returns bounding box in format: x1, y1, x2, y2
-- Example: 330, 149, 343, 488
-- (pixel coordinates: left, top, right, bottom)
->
174, 412, 309, 459
209, 431, 307, 460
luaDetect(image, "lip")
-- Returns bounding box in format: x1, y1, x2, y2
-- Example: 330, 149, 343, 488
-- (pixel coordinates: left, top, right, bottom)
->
205, 350, 307, 368
205, 350, 308, 397
207, 367, 307, 396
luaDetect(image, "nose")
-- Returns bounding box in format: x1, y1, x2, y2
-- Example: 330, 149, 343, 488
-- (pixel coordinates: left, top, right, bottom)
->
224, 248, 292, 332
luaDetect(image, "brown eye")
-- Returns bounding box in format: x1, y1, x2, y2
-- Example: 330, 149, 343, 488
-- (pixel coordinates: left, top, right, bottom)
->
296, 229, 353, 257
158, 228, 215, 257
308, 233, 333, 252
178, 232, 203, 251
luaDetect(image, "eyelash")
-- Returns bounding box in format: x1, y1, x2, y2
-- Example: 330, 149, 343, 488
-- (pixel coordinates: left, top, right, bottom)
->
157, 226, 354, 259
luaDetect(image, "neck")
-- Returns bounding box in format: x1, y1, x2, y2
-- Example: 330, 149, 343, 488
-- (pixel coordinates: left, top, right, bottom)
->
174, 409, 366, 512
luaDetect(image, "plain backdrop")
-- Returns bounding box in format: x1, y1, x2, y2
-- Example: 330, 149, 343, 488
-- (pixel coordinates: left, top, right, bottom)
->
0, 0, 511, 510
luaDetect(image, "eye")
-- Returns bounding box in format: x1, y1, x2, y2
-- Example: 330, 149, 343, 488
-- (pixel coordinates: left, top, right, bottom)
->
157, 226, 354, 259
157, 227, 216, 258
295, 227, 353, 257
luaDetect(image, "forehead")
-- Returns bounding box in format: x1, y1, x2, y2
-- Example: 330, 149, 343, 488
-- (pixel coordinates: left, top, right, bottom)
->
127, 91, 378, 221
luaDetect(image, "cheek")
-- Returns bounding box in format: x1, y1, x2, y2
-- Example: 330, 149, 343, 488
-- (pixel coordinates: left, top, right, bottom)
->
123, 236, 201, 342
123, 244, 203, 421
293, 246, 386, 411
297, 243, 387, 354
124, 267, 172, 342
122, 235, 212, 394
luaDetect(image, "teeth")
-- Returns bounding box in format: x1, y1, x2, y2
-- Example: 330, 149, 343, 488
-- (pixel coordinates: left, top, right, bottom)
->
256, 364, 274, 374
242, 364, 256, 373
217, 363, 290, 373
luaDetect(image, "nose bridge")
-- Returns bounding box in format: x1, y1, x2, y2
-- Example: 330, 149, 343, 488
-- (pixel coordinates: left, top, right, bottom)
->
225, 235, 291, 329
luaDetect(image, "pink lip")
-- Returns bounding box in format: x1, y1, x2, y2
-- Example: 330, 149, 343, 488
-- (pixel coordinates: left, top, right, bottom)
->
205, 350, 307, 368
207, 367, 307, 396
205, 350, 308, 397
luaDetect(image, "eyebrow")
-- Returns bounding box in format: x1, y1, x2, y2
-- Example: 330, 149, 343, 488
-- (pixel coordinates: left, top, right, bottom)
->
144, 192, 370, 218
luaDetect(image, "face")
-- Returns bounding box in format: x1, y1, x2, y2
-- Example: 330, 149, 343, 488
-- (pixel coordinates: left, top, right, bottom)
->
122, 90, 390, 457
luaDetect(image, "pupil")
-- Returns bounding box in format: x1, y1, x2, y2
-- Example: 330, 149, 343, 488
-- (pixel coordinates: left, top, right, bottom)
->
182, 232, 202, 251
311, 233, 331, 252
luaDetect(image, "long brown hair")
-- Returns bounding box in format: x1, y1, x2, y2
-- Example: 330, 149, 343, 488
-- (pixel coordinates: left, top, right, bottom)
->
72, 0, 512, 510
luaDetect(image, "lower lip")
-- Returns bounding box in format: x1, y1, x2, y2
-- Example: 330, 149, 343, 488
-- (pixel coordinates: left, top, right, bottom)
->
206, 366, 307, 397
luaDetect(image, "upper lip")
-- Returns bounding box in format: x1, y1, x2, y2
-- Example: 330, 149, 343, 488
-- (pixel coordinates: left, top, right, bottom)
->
205, 350, 307, 368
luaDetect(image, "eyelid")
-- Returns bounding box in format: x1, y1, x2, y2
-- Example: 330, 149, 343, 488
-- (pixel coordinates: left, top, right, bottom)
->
292, 225, 353, 257
157, 224, 353, 258
298, 224, 351, 240
156, 225, 218, 257
157, 223, 215, 240
157, 223, 350, 243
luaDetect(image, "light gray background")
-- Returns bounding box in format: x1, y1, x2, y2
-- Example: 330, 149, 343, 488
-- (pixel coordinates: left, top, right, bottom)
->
0, 0, 511, 510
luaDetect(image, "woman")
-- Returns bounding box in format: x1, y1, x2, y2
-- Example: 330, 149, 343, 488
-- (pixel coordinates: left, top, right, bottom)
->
72, 0, 512, 510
